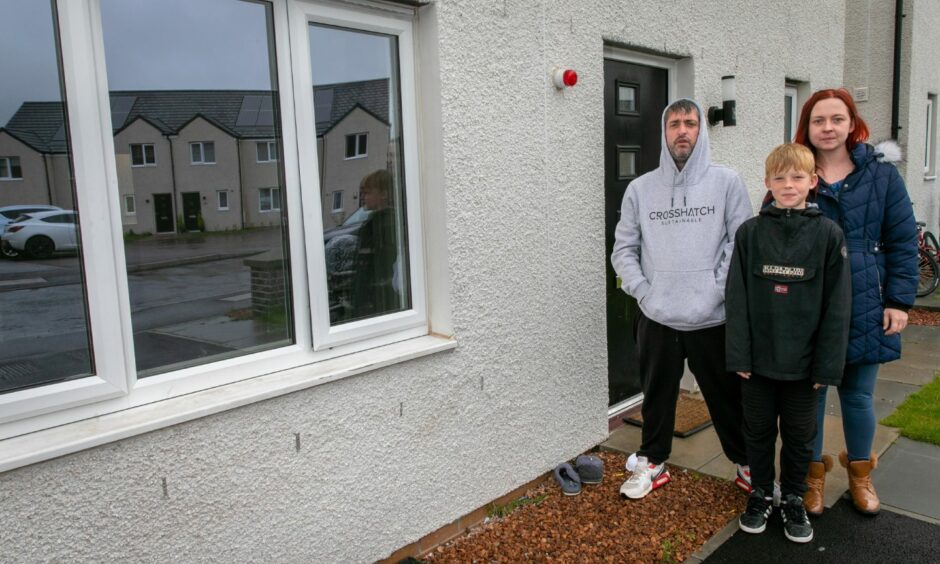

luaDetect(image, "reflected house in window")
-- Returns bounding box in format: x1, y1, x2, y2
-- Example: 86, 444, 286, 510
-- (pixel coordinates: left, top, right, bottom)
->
313, 78, 390, 229
0, 79, 389, 234
0, 103, 72, 210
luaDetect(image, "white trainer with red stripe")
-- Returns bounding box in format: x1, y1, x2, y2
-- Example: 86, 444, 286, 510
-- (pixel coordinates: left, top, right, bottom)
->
620, 456, 670, 499
735, 464, 752, 493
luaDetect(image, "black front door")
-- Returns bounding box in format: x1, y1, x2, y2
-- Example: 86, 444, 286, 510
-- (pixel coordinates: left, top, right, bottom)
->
604, 58, 668, 407
154, 193, 174, 233
182, 192, 201, 231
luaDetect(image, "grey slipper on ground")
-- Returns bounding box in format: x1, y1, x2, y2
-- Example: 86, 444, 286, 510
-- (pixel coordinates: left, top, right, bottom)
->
553, 462, 582, 496
575, 454, 604, 484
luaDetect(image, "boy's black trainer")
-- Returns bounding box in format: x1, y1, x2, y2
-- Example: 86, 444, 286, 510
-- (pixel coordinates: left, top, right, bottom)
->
781, 493, 814, 543
738, 488, 774, 534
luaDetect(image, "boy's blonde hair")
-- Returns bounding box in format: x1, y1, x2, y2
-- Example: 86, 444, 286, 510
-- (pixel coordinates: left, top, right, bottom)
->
765, 143, 815, 177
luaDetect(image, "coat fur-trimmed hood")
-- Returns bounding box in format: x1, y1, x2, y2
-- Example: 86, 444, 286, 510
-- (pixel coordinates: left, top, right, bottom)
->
873, 139, 903, 165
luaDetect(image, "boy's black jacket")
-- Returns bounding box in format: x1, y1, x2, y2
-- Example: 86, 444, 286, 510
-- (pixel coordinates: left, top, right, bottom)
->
725, 205, 851, 386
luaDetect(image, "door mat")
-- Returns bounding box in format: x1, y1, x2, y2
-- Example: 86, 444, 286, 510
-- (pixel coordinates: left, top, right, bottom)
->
704, 494, 940, 562
623, 393, 713, 437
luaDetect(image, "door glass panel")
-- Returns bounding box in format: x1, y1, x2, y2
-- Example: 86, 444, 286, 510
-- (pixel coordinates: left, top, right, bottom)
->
617, 84, 637, 114
0, 0, 94, 394
309, 24, 412, 325
618, 150, 637, 179
100, 0, 293, 376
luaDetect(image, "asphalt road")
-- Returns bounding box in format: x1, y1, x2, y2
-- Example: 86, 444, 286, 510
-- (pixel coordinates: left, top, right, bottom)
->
0, 229, 288, 393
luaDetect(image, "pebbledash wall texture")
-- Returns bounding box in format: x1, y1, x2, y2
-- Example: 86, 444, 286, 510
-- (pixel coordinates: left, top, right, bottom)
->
2, 1, 847, 562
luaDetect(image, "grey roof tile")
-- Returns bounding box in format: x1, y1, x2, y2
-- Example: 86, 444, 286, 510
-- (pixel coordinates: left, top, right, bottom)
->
2, 79, 390, 154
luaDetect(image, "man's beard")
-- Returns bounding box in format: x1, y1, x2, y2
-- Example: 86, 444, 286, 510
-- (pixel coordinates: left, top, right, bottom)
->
669, 145, 692, 168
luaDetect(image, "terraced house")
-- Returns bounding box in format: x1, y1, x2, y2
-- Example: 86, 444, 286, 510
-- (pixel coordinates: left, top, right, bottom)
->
1, 0, 938, 561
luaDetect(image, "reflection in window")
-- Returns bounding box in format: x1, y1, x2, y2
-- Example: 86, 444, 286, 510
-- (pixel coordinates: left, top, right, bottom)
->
785, 85, 798, 143
190, 141, 215, 164
259, 187, 280, 212
131, 143, 155, 166
345, 132, 368, 159
0, 0, 93, 394
311, 23, 411, 325
618, 150, 637, 179
125, 195, 136, 215
101, 0, 292, 376
256, 140, 278, 162
0, 156, 23, 179
618, 84, 637, 114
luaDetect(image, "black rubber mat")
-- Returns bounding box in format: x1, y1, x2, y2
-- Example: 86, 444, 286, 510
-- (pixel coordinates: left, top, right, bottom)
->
706, 494, 940, 562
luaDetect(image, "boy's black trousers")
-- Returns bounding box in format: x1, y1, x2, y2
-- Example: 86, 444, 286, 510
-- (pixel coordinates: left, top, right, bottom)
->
636, 311, 747, 466
741, 374, 817, 497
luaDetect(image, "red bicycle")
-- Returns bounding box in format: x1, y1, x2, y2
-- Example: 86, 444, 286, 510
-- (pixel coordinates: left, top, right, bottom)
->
917, 221, 940, 297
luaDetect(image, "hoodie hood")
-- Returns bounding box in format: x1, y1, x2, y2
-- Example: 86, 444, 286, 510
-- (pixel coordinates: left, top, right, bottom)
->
658, 98, 711, 186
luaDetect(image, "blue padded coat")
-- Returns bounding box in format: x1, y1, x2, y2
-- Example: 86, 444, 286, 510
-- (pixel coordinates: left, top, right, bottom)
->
812, 141, 918, 365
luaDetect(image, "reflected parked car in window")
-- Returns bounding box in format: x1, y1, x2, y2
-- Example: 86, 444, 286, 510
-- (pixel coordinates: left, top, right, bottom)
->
1, 210, 79, 259
323, 206, 372, 322
0, 205, 63, 228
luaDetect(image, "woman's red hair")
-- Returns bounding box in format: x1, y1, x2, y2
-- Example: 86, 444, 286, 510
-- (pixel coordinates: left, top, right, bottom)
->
794, 88, 870, 153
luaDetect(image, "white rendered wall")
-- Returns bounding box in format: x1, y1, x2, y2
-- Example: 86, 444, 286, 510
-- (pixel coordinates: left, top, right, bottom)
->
899, 0, 940, 229
0, 1, 844, 561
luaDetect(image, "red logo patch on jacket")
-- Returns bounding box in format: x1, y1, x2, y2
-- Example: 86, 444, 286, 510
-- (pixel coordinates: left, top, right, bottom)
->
774, 284, 789, 295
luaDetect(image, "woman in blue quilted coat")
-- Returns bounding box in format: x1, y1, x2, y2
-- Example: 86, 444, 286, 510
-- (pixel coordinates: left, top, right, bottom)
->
791, 88, 918, 516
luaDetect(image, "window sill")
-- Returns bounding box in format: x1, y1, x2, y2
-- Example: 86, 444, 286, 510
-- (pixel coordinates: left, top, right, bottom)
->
0, 334, 456, 473
925, 175, 937, 181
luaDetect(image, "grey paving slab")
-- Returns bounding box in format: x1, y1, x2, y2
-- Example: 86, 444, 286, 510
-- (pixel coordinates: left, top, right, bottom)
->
601, 423, 641, 456
887, 353, 940, 374
878, 362, 938, 386
902, 325, 940, 345
914, 292, 940, 311
872, 437, 940, 521
898, 342, 940, 361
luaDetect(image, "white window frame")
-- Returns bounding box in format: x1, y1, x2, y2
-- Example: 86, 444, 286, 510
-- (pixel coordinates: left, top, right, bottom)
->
344, 132, 368, 159
331, 190, 343, 212
785, 85, 798, 143
0, 0, 441, 469
0, 156, 23, 180
130, 143, 155, 167
256, 140, 278, 162
258, 187, 281, 212
926, 94, 936, 177
190, 141, 215, 164
217, 190, 229, 211
291, 0, 426, 351
124, 194, 136, 215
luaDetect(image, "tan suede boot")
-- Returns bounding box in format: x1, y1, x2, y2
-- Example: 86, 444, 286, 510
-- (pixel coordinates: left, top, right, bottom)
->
804, 454, 833, 516
839, 450, 881, 515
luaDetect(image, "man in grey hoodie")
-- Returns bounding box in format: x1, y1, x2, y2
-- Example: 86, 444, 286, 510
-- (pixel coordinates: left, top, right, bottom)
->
612, 98, 753, 499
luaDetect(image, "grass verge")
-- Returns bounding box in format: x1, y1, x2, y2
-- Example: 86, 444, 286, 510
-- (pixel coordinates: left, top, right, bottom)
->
881, 374, 940, 446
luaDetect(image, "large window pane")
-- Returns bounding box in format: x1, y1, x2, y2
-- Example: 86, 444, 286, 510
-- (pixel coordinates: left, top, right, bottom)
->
310, 24, 411, 325
101, 0, 292, 376
0, 0, 93, 393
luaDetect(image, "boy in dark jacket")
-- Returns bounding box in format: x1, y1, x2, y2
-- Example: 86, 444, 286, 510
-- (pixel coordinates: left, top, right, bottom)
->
726, 144, 851, 544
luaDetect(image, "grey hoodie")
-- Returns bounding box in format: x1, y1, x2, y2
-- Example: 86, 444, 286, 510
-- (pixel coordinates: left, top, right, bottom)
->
611, 99, 753, 330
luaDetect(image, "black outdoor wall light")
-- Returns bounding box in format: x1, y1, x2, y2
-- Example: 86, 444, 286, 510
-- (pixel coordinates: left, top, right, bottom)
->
708, 75, 736, 126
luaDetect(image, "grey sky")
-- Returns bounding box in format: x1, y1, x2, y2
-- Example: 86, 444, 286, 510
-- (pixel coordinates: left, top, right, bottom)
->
2, 0, 393, 126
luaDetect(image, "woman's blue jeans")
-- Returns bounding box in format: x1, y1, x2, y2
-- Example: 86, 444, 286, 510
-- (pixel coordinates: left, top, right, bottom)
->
812, 363, 880, 462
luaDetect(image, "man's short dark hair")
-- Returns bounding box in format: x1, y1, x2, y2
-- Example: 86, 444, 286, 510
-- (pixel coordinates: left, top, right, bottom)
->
664, 99, 699, 125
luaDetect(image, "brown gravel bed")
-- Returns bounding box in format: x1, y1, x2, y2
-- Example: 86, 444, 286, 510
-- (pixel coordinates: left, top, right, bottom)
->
909, 307, 940, 326
424, 451, 744, 563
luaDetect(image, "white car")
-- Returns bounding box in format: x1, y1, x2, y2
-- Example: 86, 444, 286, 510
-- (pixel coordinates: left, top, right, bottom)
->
0, 204, 62, 230
1, 210, 79, 259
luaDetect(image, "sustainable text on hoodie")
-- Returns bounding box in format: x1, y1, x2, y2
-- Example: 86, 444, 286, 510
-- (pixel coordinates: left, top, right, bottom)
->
611, 99, 753, 331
